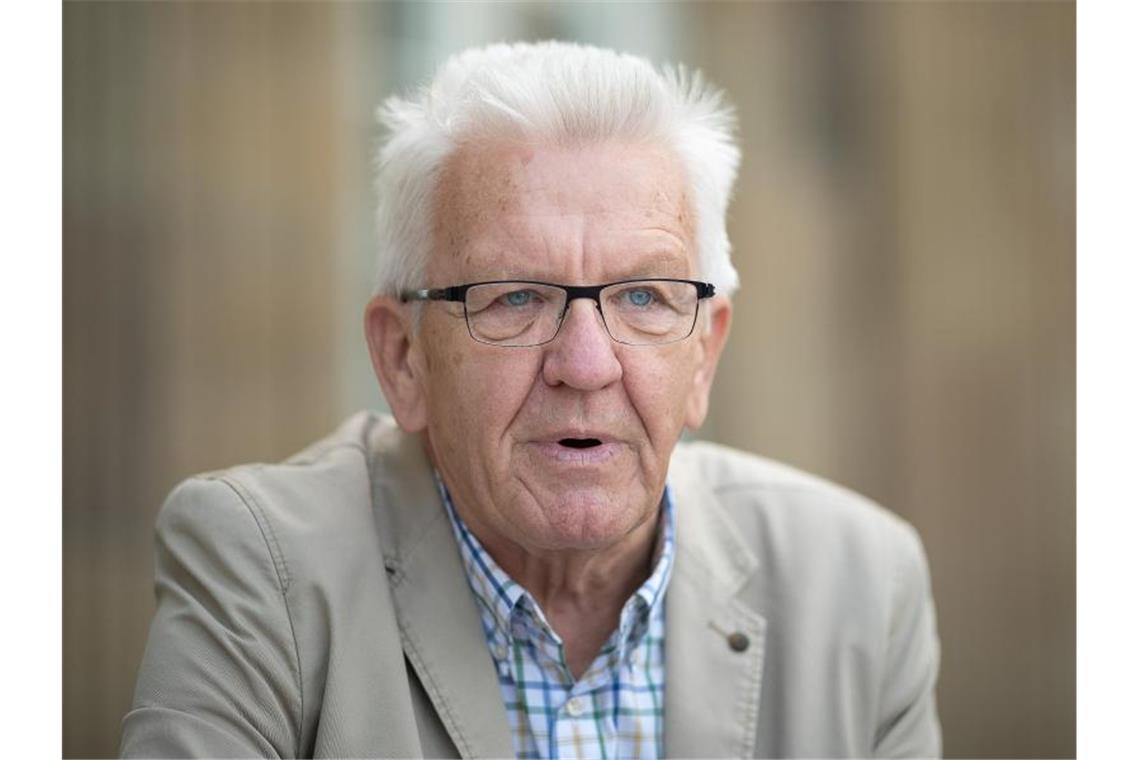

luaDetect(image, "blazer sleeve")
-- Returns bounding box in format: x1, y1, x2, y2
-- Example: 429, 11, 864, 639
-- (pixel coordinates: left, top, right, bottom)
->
873, 523, 942, 758
121, 476, 303, 758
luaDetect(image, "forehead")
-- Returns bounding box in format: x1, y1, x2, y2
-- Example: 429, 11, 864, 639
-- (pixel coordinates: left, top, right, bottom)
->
430, 139, 695, 280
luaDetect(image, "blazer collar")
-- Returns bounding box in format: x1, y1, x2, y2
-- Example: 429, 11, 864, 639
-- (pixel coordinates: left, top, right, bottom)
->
367, 420, 514, 759
663, 443, 768, 758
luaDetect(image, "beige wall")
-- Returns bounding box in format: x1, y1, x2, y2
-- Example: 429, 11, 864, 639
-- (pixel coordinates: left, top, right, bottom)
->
64, 2, 1073, 757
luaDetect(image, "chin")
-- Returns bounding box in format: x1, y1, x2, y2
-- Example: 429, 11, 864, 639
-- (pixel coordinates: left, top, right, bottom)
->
519, 488, 651, 552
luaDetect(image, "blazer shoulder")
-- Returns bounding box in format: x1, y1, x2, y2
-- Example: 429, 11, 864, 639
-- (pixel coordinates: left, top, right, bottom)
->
671, 438, 922, 552
163, 412, 402, 582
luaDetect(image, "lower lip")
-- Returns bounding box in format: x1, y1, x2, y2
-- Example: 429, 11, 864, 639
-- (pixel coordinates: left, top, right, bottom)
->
530, 441, 624, 465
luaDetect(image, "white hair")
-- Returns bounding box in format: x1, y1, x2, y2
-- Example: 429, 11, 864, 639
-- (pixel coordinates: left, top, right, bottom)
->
372, 41, 741, 298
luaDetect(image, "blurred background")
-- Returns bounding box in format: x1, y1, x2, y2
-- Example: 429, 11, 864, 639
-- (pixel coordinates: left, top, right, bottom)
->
64, 1, 1074, 757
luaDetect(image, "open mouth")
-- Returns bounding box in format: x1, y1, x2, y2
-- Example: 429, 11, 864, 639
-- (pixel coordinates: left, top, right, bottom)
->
559, 437, 603, 449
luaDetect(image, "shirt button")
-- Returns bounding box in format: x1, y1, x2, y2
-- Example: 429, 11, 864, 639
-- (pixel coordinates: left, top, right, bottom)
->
628, 649, 642, 666
565, 696, 586, 717
492, 642, 508, 660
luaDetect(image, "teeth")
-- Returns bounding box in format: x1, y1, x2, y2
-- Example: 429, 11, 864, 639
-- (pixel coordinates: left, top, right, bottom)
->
559, 438, 602, 449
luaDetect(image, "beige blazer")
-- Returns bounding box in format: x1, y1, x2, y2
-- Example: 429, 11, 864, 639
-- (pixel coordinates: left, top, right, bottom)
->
121, 413, 940, 758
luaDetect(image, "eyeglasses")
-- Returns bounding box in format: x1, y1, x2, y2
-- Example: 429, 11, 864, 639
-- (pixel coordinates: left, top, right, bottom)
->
400, 278, 716, 347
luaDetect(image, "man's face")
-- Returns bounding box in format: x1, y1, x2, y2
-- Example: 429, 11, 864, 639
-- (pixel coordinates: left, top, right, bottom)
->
380, 140, 730, 557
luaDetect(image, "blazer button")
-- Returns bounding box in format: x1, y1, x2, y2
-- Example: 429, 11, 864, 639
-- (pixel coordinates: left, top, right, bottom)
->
727, 632, 750, 652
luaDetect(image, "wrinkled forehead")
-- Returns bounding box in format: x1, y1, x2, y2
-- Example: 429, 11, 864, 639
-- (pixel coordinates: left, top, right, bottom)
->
429, 139, 696, 279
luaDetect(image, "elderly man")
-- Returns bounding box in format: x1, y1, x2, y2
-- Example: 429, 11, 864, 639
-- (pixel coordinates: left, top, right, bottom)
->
122, 42, 940, 759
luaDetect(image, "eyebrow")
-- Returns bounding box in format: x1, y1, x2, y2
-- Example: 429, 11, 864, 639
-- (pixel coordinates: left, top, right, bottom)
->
473, 251, 693, 283
610, 251, 692, 279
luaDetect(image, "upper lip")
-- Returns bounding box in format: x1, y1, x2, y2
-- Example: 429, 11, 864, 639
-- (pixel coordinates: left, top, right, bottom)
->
538, 430, 618, 444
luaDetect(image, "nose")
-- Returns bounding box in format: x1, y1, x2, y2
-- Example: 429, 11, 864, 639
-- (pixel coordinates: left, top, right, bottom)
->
541, 298, 623, 390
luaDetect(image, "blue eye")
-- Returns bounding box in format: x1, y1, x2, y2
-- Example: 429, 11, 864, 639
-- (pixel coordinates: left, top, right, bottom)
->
504, 290, 533, 307
626, 288, 654, 307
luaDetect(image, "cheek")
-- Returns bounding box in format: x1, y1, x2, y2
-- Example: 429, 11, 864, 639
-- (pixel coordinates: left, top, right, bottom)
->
623, 349, 700, 435
423, 343, 541, 430
467, 360, 533, 416
422, 343, 465, 375
417, 324, 470, 413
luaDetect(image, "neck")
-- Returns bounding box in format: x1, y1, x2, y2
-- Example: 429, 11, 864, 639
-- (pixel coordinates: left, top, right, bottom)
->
463, 502, 662, 678
503, 517, 658, 607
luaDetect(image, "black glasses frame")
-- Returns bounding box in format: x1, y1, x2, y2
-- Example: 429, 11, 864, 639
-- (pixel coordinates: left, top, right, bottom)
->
399, 277, 717, 346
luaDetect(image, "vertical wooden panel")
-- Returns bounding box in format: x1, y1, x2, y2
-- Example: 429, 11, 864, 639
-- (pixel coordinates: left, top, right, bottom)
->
885, 3, 1075, 756
63, 3, 359, 755
64, 4, 161, 753
700, 2, 1074, 757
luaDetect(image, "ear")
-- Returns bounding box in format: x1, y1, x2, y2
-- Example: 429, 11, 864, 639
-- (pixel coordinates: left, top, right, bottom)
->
363, 295, 429, 433
684, 296, 733, 430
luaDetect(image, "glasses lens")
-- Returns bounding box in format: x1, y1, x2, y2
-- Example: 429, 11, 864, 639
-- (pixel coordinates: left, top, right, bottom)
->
465, 282, 567, 346
600, 280, 699, 345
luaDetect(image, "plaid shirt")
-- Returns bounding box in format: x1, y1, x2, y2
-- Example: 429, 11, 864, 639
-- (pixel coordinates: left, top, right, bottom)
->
437, 476, 675, 760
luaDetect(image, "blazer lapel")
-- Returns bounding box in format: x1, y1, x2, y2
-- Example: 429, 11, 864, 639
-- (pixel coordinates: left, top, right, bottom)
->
664, 446, 768, 758
369, 422, 514, 759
